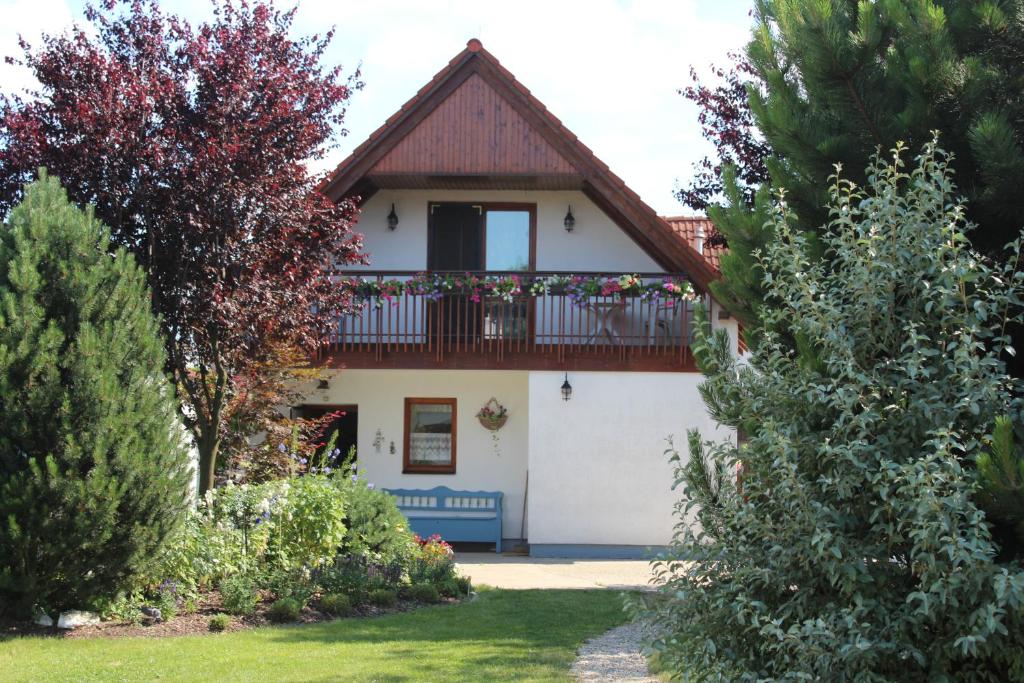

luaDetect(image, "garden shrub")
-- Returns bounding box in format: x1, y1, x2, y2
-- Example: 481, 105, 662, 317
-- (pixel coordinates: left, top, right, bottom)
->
368, 588, 397, 608
144, 473, 416, 619
318, 593, 352, 617
149, 581, 180, 621
208, 614, 230, 632
261, 566, 315, 607
454, 576, 472, 596
267, 597, 302, 623
408, 583, 440, 604
407, 535, 456, 586
366, 560, 405, 590
265, 476, 347, 570
100, 592, 145, 625
0, 174, 191, 618
317, 555, 370, 603
636, 142, 1024, 680
219, 575, 258, 616
438, 578, 465, 599
336, 476, 416, 564
975, 416, 1024, 559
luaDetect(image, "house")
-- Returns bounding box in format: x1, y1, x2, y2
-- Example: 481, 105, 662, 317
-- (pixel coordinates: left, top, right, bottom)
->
301, 39, 737, 558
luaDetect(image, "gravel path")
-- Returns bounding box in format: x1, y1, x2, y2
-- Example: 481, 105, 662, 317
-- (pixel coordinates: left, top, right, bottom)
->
571, 621, 658, 682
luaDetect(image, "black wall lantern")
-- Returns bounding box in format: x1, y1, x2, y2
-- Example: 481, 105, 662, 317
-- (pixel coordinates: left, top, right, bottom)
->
386, 203, 399, 231
563, 205, 575, 232
560, 373, 573, 401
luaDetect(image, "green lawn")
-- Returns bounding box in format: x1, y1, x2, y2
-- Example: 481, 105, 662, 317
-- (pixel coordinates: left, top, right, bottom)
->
0, 589, 627, 682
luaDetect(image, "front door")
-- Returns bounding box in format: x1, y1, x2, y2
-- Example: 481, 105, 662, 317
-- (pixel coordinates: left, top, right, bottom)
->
428, 203, 484, 343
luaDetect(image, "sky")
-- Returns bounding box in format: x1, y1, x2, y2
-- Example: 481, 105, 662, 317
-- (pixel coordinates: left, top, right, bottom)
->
0, 0, 755, 215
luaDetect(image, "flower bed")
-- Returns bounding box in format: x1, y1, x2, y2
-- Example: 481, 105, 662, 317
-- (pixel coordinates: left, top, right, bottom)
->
5, 471, 472, 639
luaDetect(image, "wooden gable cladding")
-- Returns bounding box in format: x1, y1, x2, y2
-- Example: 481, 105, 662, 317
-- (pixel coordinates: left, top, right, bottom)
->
370, 73, 577, 177
321, 39, 721, 294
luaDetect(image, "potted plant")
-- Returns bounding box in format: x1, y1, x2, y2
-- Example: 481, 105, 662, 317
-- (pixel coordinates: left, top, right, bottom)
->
476, 398, 508, 431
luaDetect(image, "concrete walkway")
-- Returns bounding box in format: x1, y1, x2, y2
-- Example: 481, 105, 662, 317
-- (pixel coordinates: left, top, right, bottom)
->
455, 552, 655, 590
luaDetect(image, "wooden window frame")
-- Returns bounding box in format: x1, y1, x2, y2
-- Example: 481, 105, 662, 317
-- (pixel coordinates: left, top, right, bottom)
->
427, 202, 537, 272
403, 397, 457, 474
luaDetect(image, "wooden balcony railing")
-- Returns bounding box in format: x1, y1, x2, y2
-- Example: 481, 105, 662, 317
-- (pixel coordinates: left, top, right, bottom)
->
323, 271, 706, 371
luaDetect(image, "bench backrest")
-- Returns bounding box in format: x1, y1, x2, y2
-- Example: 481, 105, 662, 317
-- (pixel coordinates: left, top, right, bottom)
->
387, 486, 502, 515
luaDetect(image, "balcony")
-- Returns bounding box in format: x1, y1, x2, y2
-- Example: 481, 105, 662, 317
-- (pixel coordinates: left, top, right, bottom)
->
323, 271, 705, 371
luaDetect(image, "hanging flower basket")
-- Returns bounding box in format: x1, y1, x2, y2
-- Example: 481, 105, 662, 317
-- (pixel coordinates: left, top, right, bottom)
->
476, 397, 508, 431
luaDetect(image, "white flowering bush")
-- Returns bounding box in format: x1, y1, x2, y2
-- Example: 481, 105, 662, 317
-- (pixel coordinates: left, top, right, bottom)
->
636, 142, 1024, 681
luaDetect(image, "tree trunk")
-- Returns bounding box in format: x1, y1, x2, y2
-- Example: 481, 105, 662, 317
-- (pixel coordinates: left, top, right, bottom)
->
197, 429, 220, 495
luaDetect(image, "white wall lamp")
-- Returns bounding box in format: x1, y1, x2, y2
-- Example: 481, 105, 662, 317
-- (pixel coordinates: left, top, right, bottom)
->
563, 205, 575, 232
386, 203, 399, 231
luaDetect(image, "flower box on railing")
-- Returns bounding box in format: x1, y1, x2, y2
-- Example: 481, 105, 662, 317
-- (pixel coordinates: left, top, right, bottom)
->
338, 272, 697, 307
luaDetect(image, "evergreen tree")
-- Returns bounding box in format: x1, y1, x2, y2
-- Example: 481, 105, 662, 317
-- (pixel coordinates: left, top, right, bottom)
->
0, 173, 191, 618
638, 143, 1024, 680
713, 0, 1024, 338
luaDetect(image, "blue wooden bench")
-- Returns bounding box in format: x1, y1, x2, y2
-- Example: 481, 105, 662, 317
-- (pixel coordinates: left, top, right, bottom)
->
386, 486, 503, 553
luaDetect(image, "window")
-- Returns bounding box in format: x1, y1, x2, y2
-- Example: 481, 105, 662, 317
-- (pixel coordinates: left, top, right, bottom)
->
485, 209, 531, 271
403, 398, 456, 474
427, 203, 535, 273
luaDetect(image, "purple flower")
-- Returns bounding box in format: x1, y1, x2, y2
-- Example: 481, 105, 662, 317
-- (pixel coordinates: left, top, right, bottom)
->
351, 474, 358, 483
331, 448, 341, 457
367, 483, 375, 490
324, 467, 332, 474
299, 457, 307, 465
278, 443, 287, 453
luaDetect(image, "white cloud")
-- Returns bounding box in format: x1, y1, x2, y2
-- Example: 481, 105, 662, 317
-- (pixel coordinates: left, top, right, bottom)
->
3, 0, 755, 214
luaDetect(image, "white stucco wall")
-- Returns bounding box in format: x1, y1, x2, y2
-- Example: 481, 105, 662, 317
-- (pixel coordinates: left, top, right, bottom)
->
526, 370, 735, 548
305, 369, 530, 539
350, 190, 663, 273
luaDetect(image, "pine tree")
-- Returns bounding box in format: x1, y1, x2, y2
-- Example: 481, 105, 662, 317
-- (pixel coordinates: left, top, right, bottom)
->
713, 0, 1024, 340
0, 172, 191, 618
638, 143, 1024, 680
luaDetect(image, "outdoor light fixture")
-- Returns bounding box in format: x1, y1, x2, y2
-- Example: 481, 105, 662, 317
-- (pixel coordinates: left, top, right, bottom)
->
560, 373, 573, 401
318, 379, 330, 390
563, 205, 575, 232
386, 203, 399, 231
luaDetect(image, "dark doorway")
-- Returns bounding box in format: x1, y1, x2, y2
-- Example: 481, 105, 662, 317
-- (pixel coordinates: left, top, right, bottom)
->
428, 203, 484, 271
295, 404, 358, 468
428, 203, 485, 343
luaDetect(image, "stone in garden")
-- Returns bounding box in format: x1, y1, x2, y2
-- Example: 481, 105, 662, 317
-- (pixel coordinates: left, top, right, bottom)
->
56, 610, 100, 629
141, 606, 163, 624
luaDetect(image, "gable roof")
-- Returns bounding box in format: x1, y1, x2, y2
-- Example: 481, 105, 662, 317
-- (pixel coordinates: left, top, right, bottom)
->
321, 38, 719, 292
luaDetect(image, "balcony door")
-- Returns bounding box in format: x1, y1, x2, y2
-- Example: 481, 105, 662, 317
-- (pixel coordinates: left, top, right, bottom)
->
428, 203, 484, 271
428, 203, 484, 343
427, 202, 535, 346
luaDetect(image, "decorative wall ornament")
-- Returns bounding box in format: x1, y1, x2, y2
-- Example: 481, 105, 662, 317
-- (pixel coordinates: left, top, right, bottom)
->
476, 397, 508, 431
373, 429, 384, 453
476, 397, 508, 456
